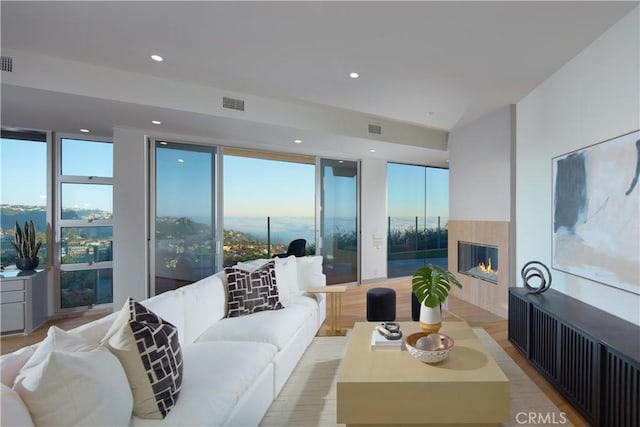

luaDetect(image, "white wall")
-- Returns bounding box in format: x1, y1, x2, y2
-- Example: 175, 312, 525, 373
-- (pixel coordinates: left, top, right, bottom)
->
113, 128, 149, 308
516, 7, 640, 325
449, 105, 514, 221
360, 158, 388, 283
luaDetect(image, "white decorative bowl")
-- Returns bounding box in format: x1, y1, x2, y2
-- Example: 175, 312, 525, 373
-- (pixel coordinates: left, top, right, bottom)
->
405, 332, 454, 364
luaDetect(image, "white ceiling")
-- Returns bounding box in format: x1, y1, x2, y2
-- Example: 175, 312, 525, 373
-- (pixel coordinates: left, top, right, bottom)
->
1, 1, 637, 157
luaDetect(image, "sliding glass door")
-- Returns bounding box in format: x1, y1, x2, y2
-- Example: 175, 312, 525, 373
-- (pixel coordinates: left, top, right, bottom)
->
387, 163, 449, 278
319, 159, 359, 284
151, 140, 217, 295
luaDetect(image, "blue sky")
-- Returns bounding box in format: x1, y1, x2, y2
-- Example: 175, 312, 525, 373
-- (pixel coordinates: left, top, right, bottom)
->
1, 138, 114, 211
1, 138, 48, 206
223, 155, 316, 217
388, 162, 449, 219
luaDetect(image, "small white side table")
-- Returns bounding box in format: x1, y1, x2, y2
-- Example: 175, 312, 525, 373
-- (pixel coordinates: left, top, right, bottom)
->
307, 285, 347, 336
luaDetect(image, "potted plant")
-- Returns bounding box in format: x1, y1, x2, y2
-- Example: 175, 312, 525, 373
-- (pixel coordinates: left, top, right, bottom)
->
11, 220, 42, 271
412, 263, 462, 333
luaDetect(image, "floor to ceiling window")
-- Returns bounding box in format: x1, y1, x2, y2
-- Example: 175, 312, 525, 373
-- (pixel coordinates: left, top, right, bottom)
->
387, 163, 449, 278
222, 149, 315, 267
57, 136, 113, 309
0, 130, 49, 269
320, 158, 359, 284
151, 140, 217, 295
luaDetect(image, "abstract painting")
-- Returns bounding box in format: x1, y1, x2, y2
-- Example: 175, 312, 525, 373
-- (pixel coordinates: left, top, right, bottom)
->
552, 130, 640, 295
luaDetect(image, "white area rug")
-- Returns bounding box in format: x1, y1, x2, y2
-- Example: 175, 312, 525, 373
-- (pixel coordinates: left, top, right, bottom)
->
260, 328, 572, 427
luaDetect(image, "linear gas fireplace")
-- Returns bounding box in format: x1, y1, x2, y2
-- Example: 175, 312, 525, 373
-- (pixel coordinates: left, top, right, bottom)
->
458, 241, 498, 284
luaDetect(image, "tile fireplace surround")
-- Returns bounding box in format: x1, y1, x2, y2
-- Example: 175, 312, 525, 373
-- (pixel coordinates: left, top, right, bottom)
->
448, 220, 510, 318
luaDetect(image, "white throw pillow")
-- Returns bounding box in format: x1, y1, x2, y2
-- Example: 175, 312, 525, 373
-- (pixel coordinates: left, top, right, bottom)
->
296, 256, 325, 292
13, 326, 133, 426
235, 258, 272, 272
274, 255, 298, 307
0, 346, 35, 387
1, 383, 34, 427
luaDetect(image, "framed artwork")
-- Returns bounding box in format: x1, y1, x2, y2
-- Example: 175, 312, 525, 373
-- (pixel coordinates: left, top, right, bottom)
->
552, 130, 640, 295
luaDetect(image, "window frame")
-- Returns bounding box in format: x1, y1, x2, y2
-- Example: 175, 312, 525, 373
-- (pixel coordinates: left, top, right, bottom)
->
0, 128, 52, 268
55, 134, 114, 313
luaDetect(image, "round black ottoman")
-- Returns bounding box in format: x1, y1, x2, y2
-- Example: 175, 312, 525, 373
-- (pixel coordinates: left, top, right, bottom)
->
366, 288, 396, 321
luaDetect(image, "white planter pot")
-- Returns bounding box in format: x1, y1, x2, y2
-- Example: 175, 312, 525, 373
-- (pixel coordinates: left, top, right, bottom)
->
419, 303, 442, 334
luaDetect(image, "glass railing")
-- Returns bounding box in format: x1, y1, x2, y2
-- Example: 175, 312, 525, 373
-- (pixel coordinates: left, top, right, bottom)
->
387, 215, 449, 278
223, 216, 315, 267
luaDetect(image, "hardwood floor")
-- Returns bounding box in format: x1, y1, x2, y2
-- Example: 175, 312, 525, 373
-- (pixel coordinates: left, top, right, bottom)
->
1, 278, 589, 426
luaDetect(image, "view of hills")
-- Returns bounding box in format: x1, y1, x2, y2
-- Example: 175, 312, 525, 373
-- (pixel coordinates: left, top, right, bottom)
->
0, 205, 47, 233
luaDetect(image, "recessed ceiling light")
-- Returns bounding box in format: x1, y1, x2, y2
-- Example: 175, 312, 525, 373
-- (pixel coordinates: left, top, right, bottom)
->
177, 159, 184, 163
152, 120, 162, 125
80, 129, 90, 133
369, 149, 376, 153
159, 141, 168, 145
445, 159, 450, 163
293, 139, 302, 144
151, 54, 164, 62
349, 72, 360, 79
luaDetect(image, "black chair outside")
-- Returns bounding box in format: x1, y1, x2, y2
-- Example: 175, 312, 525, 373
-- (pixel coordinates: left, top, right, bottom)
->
276, 239, 307, 258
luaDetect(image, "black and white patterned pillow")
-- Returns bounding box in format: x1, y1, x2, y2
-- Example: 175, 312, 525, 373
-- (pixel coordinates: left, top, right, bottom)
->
102, 298, 183, 419
225, 260, 283, 317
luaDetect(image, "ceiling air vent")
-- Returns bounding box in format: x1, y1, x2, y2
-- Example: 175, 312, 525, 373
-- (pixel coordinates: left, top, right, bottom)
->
223, 96, 245, 111
1, 56, 13, 72
368, 124, 382, 135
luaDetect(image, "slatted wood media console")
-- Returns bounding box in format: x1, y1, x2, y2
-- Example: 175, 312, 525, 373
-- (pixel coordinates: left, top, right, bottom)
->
508, 287, 639, 427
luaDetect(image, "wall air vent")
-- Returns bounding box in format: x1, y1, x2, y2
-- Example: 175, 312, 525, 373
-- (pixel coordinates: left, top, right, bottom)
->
223, 96, 245, 111
368, 124, 382, 135
0, 56, 13, 72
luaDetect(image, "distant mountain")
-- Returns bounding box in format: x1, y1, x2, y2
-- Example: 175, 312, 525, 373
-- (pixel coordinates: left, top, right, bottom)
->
1, 205, 115, 234
0, 205, 47, 233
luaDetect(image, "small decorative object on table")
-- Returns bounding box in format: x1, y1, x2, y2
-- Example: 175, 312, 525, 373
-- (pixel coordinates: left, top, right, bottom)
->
521, 260, 552, 294
11, 220, 42, 271
370, 322, 403, 351
412, 264, 463, 333
405, 332, 454, 364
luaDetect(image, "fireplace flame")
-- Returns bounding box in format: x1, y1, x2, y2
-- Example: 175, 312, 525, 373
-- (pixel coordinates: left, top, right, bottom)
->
478, 258, 498, 275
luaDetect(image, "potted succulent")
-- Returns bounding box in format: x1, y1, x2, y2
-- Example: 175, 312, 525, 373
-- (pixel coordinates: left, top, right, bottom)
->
412, 263, 462, 333
11, 220, 42, 271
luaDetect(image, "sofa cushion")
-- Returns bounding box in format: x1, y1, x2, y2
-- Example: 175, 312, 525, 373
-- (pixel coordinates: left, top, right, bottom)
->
1, 383, 34, 426
197, 304, 312, 350
225, 261, 283, 317
0, 346, 35, 387
102, 298, 183, 420
71, 311, 118, 345
131, 341, 277, 427
13, 326, 132, 426
141, 289, 186, 347
273, 255, 299, 307
179, 274, 227, 344
296, 256, 325, 292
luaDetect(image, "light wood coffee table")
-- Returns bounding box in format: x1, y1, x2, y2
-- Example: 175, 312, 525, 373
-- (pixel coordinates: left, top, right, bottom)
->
337, 321, 509, 427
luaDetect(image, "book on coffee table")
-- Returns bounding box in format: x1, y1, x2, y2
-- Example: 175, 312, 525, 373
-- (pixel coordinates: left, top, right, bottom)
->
370, 330, 403, 351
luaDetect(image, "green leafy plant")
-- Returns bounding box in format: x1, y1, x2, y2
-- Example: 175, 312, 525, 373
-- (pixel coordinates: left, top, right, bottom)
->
412, 263, 462, 308
11, 220, 42, 259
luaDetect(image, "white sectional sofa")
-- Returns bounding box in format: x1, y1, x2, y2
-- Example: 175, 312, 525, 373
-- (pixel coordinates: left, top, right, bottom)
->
0, 255, 326, 426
